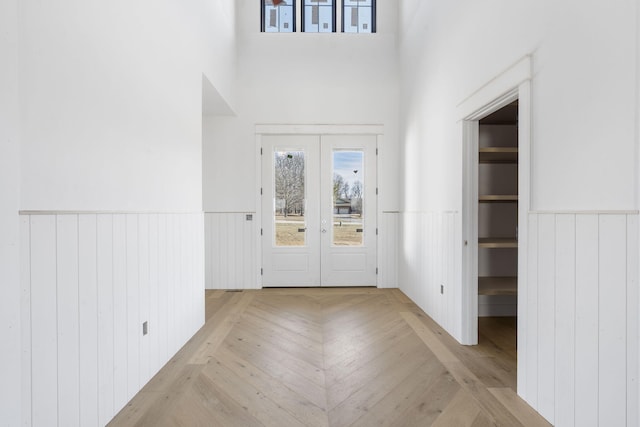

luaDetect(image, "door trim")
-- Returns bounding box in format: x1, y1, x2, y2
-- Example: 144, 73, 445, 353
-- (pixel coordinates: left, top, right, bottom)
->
459, 56, 532, 353
255, 124, 384, 289
255, 124, 384, 135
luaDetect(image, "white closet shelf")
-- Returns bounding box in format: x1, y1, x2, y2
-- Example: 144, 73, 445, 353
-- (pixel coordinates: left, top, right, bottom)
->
479, 147, 518, 164
479, 195, 518, 203
478, 276, 517, 295
478, 238, 518, 248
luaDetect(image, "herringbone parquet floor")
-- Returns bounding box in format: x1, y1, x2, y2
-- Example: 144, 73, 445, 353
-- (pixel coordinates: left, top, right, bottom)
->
108, 288, 550, 427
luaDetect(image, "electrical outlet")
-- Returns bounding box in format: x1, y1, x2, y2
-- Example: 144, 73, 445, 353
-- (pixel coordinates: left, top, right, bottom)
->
440, 284, 444, 294
143, 321, 148, 336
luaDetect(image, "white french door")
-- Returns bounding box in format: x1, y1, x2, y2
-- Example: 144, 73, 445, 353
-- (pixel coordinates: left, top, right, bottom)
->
261, 134, 377, 287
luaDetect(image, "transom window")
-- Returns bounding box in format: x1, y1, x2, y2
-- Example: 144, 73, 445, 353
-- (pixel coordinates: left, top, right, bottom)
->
342, 0, 375, 33
261, 0, 295, 32
261, 0, 375, 33
302, 0, 336, 33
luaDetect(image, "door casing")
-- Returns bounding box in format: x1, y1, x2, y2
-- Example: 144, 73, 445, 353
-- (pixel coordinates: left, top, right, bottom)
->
458, 55, 532, 382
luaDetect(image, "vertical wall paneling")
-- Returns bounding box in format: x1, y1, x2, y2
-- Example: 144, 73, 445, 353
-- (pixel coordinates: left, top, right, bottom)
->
56, 215, 80, 427
166, 214, 176, 354
598, 215, 628, 426
536, 214, 556, 422
574, 214, 599, 426
112, 214, 128, 410
185, 215, 193, 334
204, 212, 258, 290
448, 214, 456, 333
198, 215, 206, 322
198, 215, 206, 324
519, 212, 637, 425
174, 215, 183, 351
398, 210, 638, 425
30, 215, 58, 426
208, 214, 218, 288
246, 213, 256, 287
138, 214, 150, 386
148, 214, 159, 375
524, 213, 539, 407
398, 211, 459, 337
185, 216, 193, 334
219, 214, 228, 287
190, 215, 200, 332
204, 215, 212, 293
96, 214, 114, 426
229, 214, 238, 286
20, 217, 32, 427
180, 215, 187, 343
554, 214, 576, 426
178, 215, 186, 348
21, 212, 205, 426
125, 214, 140, 400
517, 212, 529, 400
626, 215, 639, 427
157, 214, 169, 364
452, 213, 462, 340
419, 213, 427, 312
378, 212, 399, 288
78, 215, 99, 427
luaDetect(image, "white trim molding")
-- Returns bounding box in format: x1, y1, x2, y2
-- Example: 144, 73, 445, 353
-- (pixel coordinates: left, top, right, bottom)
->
457, 55, 533, 120
255, 123, 384, 135
458, 57, 532, 354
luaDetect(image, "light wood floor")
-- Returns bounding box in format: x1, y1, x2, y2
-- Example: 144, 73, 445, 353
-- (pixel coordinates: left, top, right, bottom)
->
108, 288, 549, 427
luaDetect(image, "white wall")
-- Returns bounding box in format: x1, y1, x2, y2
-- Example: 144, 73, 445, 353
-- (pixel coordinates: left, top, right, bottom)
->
15, 1, 233, 425
203, 0, 400, 213
399, 0, 636, 212
398, 0, 640, 425
20, 0, 235, 211
0, 0, 22, 425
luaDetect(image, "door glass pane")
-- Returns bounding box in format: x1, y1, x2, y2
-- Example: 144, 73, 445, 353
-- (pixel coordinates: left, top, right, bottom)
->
332, 150, 364, 246
274, 151, 306, 246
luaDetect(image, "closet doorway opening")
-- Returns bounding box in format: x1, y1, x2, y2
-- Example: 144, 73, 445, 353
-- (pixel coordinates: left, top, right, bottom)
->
462, 93, 525, 388
476, 101, 519, 366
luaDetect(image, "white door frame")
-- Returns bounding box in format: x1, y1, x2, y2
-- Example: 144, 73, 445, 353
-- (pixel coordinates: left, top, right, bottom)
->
459, 56, 532, 347
255, 124, 384, 288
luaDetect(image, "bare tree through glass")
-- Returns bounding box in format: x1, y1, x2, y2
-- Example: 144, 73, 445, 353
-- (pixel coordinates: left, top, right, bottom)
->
333, 150, 364, 246
274, 151, 305, 246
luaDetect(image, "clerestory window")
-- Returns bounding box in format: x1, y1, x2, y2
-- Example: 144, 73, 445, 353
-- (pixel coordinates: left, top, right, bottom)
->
261, 0, 375, 33
342, 0, 375, 33
261, 0, 296, 32
302, 0, 336, 33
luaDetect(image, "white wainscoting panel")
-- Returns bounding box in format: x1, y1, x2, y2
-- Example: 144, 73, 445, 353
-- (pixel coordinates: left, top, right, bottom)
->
398, 211, 461, 337
20, 212, 205, 427
520, 212, 639, 426
378, 212, 399, 288
205, 212, 258, 289
398, 210, 639, 427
